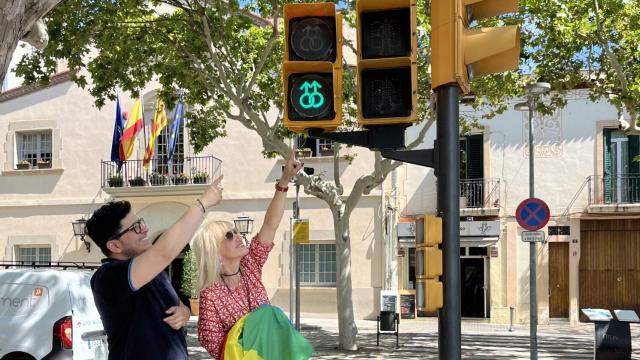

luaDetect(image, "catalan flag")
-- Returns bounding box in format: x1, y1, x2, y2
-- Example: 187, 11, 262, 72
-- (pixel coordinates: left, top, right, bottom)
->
120, 98, 144, 161
143, 100, 168, 169
222, 305, 313, 360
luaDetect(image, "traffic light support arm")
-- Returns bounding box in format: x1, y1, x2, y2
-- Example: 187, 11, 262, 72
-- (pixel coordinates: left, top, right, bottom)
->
307, 126, 436, 168
380, 148, 435, 168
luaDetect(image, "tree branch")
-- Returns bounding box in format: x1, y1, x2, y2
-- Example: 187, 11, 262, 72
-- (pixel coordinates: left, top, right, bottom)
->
593, 0, 637, 121
242, 0, 279, 100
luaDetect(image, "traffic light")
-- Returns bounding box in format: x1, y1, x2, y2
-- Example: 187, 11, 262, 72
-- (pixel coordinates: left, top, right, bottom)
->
356, 0, 417, 126
431, 0, 520, 93
283, 3, 343, 133
416, 214, 443, 313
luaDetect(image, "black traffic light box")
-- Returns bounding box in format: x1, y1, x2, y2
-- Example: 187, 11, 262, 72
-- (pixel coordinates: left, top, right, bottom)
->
356, 0, 417, 126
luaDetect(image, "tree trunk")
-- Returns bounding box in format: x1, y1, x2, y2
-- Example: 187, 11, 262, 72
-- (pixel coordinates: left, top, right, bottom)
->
333, 213, 358, 350
0, 0, 60, 84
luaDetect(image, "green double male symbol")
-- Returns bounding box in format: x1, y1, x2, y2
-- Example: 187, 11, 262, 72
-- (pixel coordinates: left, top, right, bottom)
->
298, 80, 325, 109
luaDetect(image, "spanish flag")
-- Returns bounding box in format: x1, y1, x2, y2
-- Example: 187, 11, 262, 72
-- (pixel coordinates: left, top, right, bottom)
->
222, 305, 313, 360
143, 100, 168, 169
120, 98, 144, 161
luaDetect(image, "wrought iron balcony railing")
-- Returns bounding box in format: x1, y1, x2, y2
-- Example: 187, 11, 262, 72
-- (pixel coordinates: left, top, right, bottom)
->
101, 156, 222, 188
460, 178, 501, 209
588, 174, 640, 205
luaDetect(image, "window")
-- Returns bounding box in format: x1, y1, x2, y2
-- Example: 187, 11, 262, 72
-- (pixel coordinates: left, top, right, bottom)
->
296, 137, 334, 157
299, 244, 336, 286
17, 246, 51, 265
17, 131, 52, 167
155, 118, 184, 175
548, 226, 570, 236
603, 129, 640, 203
460, 134, 484, 207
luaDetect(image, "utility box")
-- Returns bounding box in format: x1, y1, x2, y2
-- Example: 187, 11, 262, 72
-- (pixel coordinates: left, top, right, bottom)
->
581, 308, 640, 360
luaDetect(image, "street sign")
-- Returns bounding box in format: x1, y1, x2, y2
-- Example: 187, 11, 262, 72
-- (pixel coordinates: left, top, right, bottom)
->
515, 198, 550, 231
293, 219, 309, 244
521, 231, 545, 243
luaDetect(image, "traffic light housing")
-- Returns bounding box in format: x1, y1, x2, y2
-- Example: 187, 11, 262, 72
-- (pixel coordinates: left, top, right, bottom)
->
431, 0, 520, 93
283, 3, 343, 133
416, 214, 443, 313
356, 0, 417, 126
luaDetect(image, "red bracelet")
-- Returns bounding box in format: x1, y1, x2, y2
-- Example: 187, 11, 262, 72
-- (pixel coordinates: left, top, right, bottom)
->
275, 183, 289, 192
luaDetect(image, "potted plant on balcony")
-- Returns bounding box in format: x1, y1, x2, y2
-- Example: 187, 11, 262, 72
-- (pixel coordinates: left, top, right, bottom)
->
108, 174, 123, 187
128, 176, 146, 187
149, 172, 167, 186
192, 171, 209, 184
172, 173, 189, 185
296, 148, 312, 158
319, 143, 334, 157
17, 160, 31, 170
37, 160, 52, 169
181, 249, 199, 315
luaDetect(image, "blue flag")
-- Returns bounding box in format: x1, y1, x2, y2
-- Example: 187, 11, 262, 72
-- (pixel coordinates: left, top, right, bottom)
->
111, 95, 124, 170
167, 102, 184, 162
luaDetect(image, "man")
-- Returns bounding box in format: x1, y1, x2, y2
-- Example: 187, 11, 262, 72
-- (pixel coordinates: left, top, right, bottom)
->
86, 176, 223, 359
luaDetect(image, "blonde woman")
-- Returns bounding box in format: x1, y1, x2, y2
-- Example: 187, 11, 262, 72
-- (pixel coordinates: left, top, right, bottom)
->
194, 148, 302, 359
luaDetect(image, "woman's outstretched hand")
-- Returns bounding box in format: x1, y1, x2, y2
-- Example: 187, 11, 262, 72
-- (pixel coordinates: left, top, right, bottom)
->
200, 175, 224, 209
282, 146, 303, 183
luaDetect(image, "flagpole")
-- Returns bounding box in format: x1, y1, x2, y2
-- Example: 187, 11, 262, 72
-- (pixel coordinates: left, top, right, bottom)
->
140, 89, 147, 177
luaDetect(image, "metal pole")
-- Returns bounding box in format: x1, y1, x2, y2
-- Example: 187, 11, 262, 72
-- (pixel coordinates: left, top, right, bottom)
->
437, 84, 461, 360
295, 183, 301, 331
290, 217, 294, 322
528, 98, 538, 359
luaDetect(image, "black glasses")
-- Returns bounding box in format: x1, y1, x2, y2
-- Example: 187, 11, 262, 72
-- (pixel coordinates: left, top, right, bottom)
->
111, 218, 146, 240
225, 229, 239, 240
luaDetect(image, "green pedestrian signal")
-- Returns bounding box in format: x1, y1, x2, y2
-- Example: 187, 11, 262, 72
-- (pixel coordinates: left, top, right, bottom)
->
299, 80, 325, 109
289, 73, 333, 120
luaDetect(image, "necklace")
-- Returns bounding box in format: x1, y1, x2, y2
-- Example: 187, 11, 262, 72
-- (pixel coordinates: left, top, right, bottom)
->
220, 268, 252, 312
220, 267, 241, 276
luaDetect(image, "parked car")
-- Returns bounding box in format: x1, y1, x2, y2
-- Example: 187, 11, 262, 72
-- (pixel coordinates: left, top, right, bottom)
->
0, 267, 107, 360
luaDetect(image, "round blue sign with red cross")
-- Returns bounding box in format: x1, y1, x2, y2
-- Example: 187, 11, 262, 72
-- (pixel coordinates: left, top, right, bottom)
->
516, 198, 550, 231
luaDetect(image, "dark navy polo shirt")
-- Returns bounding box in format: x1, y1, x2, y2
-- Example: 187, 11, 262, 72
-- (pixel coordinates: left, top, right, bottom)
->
91, 258, 188, 360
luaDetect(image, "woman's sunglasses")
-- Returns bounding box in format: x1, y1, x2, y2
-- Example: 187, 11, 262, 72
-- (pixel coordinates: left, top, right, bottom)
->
225, 229, 239, 240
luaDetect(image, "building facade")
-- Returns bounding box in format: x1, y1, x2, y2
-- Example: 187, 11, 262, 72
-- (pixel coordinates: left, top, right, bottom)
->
401, 90, 640, 324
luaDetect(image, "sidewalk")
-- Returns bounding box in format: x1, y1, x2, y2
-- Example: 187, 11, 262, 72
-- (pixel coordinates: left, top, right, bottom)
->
186, 317, 640, 359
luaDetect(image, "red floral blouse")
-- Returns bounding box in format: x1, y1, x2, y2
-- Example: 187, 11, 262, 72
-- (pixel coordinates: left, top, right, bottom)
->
197, 236, 274, 359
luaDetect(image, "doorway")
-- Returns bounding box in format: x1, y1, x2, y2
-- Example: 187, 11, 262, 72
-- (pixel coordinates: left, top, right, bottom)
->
549, 242, 569, 318
461, 257, 486, 318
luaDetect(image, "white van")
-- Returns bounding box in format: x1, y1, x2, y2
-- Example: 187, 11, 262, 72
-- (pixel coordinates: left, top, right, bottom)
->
0, 268, 107, 360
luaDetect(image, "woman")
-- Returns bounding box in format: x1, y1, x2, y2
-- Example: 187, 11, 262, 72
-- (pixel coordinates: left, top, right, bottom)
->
193, 148, 305, 359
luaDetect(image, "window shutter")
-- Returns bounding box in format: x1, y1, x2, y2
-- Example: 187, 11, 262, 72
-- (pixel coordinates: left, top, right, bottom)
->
467, 134, 484, 180
627, 134, 640, 201
603, 129, 612, 203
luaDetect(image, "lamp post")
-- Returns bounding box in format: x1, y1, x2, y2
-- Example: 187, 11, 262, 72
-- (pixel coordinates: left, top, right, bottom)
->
233, 216, 254, 247
514, 81, 550, 360
72, 218, 90, 252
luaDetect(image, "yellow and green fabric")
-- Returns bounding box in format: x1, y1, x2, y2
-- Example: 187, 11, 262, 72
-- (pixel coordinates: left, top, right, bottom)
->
222, 305, 313, 360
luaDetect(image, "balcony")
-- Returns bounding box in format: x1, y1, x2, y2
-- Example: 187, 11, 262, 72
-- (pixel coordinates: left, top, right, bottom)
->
587, 174, 640, 213
101, 156, 221, 197
460, 178, 501, 217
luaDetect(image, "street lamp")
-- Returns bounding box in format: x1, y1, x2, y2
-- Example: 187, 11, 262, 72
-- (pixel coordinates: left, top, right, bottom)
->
514, 81, 550, 360
72, 218, 91, 252
233, 216, 254, 246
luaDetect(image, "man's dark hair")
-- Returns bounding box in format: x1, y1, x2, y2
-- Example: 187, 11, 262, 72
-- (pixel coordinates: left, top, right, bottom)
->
86, 201, 131, 256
